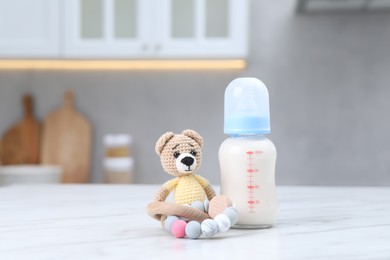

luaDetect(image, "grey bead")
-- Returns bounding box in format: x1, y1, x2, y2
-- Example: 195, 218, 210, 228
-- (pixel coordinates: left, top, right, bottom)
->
185, 221, 202, 239
191, 201, 205, 212
204, 199, 209, 212
223, 208, 238, 225
164, 215, 179, 232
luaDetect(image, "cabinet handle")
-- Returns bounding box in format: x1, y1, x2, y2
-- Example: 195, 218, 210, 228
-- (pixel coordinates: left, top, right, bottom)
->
141, 44, 149, 51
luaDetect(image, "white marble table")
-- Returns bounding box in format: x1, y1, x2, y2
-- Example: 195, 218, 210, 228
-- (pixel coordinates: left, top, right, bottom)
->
0, 185, 389, 260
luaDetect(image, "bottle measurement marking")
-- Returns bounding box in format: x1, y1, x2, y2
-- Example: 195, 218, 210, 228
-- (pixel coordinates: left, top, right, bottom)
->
245, 150, 262, 213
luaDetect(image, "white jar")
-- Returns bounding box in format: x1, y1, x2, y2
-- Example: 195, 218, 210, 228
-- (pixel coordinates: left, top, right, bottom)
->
103, 158, 134, 184
104, 134, 132, 157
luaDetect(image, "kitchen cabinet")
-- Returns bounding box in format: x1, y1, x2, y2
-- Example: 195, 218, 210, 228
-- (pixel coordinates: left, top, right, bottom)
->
0, 0, 248, 59
64, 0, 152, 58
64, 0, 248, 58
65, 0, 247, 58
155, 0, 248, 58
0, 0, 60, 57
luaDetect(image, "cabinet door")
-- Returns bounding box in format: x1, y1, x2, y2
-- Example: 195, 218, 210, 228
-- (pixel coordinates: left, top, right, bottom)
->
0, 0, 59, 58
64, 0, 151, 58
156, 0, 248, 58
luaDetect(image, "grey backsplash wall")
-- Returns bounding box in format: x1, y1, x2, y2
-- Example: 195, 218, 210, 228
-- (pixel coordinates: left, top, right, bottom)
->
1, 0, 390, 186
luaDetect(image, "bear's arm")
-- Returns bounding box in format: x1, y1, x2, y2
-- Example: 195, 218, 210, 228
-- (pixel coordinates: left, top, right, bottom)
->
154, 178, 179, 202
193, 175, 216, 201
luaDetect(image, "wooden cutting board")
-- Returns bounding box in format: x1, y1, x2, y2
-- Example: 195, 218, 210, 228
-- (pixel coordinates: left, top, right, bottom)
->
1, 95, 40, 165
41, 91, 92, 183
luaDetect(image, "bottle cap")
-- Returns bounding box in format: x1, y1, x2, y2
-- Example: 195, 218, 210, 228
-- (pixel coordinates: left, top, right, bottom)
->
224, 77, 271, 135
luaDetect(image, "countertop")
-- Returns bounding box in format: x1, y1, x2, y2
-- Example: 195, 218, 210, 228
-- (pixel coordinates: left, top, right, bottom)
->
0, 185, 389, 260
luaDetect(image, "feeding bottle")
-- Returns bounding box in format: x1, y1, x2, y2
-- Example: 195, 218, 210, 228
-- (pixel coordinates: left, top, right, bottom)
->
219, 78, 277, 228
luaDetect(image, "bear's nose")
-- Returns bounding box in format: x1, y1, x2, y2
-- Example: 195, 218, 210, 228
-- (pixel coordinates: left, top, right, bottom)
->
181, 156, 194, 167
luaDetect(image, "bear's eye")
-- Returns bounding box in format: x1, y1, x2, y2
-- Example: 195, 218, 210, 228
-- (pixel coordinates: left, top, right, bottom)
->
190, 150, 197, 156
173, 151, 180, 158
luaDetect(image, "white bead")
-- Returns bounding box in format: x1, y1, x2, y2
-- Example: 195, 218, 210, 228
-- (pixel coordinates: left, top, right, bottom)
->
201, 219, 218, 238
214, 214, 231, 232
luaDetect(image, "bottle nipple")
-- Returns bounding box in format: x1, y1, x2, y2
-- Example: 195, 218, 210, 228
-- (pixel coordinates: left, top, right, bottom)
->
224, 78, 271, 135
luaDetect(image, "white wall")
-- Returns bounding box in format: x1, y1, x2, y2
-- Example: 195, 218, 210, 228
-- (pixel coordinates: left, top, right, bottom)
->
0, 0, 389, 185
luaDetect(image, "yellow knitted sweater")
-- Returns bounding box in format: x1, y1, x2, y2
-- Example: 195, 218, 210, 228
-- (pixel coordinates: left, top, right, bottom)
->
162, 174, 209, 205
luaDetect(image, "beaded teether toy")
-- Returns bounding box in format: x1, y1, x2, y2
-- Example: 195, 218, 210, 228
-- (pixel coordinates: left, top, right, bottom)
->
164, 200, 238, 238
146, 130, 238, 239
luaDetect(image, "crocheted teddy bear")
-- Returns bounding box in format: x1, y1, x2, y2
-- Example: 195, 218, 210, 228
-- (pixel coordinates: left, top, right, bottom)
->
154, 129, 216, 204
148, 129, 238, 239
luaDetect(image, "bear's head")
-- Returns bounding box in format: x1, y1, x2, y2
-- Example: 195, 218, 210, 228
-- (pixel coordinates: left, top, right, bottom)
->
155, 129, 203, 177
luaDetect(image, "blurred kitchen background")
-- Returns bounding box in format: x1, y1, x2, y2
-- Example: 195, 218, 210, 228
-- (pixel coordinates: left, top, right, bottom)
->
0, 0, 389, 186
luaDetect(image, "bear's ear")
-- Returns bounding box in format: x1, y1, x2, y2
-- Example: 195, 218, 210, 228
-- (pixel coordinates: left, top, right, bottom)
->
182, 129, 203, 147
155, 132, 175, 155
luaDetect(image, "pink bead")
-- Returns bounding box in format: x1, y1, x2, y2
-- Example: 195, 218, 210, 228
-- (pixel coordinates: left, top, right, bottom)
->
171, 220, 187, 238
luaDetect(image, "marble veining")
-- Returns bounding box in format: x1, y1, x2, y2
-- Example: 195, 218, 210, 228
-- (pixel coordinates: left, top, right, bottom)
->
0, 185, 389, 260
